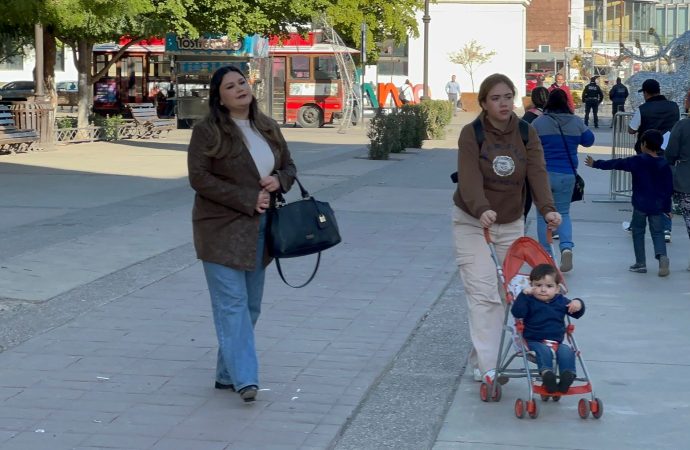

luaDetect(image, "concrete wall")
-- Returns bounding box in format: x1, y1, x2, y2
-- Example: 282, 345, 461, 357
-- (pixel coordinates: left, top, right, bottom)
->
0, 47, 78, 84
364, 0, 530, 103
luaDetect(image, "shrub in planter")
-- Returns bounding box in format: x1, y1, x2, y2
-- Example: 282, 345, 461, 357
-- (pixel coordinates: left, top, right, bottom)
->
419, 100, 453, 139
367, 111, 391, 160
398, 104, 424, 150
93, 114, 126, 141
56, 116, 78, 129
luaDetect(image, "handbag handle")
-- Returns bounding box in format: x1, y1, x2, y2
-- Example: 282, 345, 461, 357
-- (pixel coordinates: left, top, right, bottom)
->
272, 175, 309, 207
274, 253, 321, 288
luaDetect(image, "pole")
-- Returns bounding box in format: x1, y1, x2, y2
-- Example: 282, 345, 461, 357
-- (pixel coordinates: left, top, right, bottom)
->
421, 0, 430, 100
34, 23, 45, 97
360, 22, 366, 125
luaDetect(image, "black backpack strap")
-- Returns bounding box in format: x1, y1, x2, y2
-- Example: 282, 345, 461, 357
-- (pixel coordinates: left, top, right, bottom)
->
472, 117, 484, 149
518, 119, 530, 147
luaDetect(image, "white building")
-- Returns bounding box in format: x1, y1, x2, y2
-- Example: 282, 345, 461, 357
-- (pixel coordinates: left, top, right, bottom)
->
0, 46, 78, 85
364, 0, 531, 101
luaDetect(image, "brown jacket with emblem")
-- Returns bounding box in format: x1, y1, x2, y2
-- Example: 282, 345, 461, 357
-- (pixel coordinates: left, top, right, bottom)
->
188, 119, 296, 270
453, 112, 556, 223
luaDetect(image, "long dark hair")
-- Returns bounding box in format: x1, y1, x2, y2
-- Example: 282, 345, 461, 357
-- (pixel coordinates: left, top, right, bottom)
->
544, 88, 572, 114
202, 65, 281, 158
531, 86, 549, 109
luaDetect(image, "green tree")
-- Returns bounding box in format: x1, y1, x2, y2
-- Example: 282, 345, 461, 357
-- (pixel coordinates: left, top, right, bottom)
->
326, 0, 422, 63
1, 0, 422, 128
448, 40, 497, 92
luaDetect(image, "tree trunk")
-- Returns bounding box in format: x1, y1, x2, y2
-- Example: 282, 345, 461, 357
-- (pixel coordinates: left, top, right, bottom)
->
76, 39, 93, 129
42, 26, 57, 109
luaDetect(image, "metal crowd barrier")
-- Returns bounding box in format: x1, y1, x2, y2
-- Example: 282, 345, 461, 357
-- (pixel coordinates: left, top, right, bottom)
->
610, 112, 635, 200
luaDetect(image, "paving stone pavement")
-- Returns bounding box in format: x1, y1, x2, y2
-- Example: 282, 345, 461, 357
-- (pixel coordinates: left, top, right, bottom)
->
0, 122, 464, 450
2, 113, 688, 450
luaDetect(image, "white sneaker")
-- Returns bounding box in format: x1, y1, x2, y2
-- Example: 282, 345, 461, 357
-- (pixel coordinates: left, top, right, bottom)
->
473, 367, 482, 382
560, 249, 573, 272
664, 231, 671, 243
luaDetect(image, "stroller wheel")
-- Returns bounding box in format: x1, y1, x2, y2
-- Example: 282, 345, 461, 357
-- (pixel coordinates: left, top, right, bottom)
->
552, 395, 561, 402
527, 399, 539, 419
578, 398, 590, 419
540, 394, 550, 402
491, 383, 502, 402
591, 397, 604, 419
514, 398, 525, 419
479, 382, 489, 402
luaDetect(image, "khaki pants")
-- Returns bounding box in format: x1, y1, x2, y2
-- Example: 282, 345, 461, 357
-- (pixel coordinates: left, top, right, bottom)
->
452, 206, 524, 374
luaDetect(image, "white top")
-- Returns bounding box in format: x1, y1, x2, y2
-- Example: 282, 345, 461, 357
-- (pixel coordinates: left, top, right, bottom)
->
629, 109, 641, 131
445, 81, 461, 95
235, 119, 275, 178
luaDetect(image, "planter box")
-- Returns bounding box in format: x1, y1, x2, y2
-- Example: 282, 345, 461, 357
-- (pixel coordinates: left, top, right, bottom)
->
461, 92, 480, 112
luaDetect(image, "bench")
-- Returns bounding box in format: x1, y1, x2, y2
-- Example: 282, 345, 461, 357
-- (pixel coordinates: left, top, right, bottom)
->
127, 103, 176, 138
0, 105, 39, 154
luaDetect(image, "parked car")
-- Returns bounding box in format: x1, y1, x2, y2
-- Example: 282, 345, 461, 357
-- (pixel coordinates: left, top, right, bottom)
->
0, 81, 35, 100
56, 81, 78, 92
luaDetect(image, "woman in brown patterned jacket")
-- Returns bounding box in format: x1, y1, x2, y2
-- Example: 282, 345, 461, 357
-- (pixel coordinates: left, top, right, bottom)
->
187, 66, 296, 403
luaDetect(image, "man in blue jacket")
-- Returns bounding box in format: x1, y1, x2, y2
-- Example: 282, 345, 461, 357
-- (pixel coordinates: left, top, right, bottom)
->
585, 129, 673, 276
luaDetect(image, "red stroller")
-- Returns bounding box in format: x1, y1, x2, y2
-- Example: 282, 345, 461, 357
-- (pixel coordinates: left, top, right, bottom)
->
479, 229, 603, 420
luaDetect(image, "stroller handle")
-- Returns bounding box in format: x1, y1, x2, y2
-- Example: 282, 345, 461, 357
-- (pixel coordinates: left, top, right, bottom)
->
483, 227, 553, 244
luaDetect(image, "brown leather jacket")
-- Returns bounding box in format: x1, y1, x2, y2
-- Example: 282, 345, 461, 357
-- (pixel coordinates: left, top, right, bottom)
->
187, 119, 296, 270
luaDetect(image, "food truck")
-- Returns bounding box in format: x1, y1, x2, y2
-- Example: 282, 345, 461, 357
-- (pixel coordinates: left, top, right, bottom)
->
166, 34, 269, 128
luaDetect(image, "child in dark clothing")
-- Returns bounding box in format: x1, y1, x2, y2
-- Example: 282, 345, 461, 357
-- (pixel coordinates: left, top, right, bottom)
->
585, 129, 674, 276
511, 264, 585, 394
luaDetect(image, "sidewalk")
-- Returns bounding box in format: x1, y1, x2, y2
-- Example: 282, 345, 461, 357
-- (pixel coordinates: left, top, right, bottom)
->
433, 116, 690, 449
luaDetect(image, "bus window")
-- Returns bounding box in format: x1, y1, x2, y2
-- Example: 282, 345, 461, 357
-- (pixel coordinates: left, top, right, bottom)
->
314, 56, 339, 80
290, 56, 311, 79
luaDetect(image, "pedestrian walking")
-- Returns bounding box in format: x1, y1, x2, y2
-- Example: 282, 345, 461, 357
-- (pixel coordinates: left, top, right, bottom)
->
399, 79, 413, 105
531, 89, 595, 272
582, 77, 604, 128
664, 117, 690, 271
609, 77, 629, 128
187, 65, 297, 403
627, 78, 680, 242
548, 73, 575, 114
446, 75, 462, 116
452, 73, 561, 383
586, 129, 673, 277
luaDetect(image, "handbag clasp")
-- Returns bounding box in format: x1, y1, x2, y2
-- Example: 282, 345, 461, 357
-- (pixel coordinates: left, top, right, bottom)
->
318, 214, 327, 223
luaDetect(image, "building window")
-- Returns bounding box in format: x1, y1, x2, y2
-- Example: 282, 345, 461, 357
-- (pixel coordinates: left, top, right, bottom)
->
376, 38, 408, 76
55, 46, 65, 72
0, 54, 23, 71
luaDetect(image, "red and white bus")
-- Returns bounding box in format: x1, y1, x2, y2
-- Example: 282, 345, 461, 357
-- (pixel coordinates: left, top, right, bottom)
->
269, 32, 358, 127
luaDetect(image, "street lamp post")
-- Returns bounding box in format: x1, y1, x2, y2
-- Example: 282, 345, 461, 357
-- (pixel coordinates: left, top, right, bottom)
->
421, 0, 430, 100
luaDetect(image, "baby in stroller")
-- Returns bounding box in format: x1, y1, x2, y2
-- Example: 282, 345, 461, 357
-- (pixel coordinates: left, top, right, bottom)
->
511, 263, 585, 394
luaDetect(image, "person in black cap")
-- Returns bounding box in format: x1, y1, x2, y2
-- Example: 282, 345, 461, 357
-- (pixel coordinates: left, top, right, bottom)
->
627, 78, 680, 243
582, 76, 604, 128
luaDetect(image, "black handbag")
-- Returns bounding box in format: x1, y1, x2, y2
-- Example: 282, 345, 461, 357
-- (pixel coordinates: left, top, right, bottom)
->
552, 116, 585, 202
267, 176, 341, 288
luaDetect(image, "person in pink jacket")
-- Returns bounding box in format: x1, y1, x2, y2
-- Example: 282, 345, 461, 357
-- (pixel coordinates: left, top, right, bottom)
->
548, 74, 575, 113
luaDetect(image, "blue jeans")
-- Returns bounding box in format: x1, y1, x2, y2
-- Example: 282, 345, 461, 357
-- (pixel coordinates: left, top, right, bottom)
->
538, 172, 575, 255
527, 340, 576, 374
631, 208, 666, 265
202, 215, 266, 391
